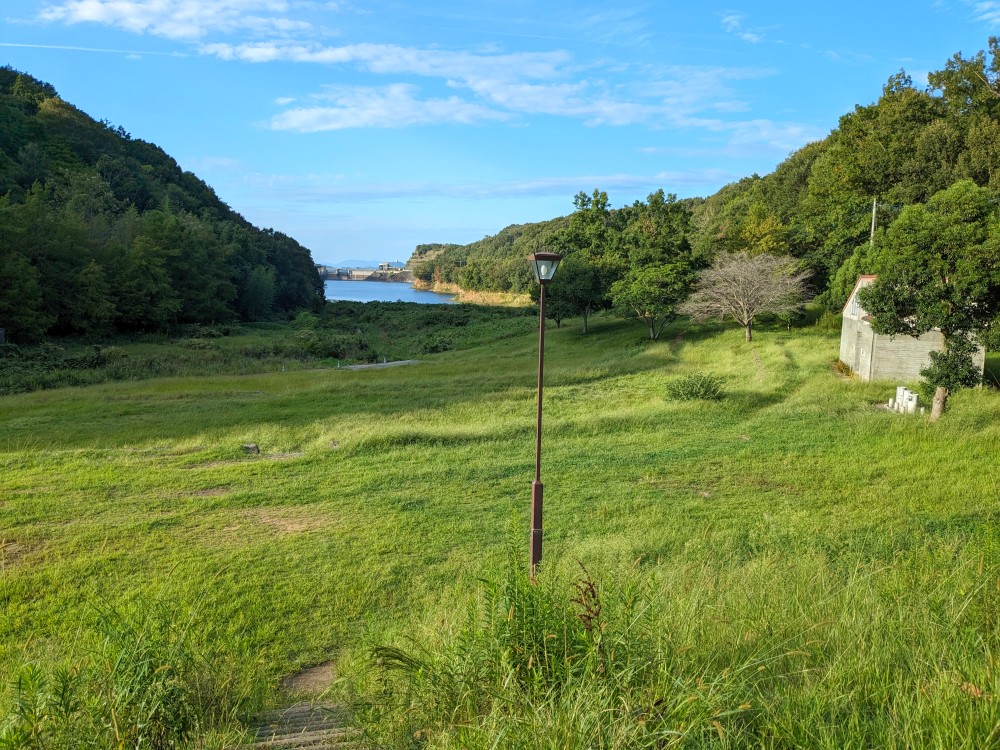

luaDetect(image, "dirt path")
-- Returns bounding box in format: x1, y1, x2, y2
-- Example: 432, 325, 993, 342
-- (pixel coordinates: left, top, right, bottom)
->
340, 359, 420, 370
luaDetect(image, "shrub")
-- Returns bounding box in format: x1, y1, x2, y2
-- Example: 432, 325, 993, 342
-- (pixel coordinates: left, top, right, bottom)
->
0, 601, 241, 750
665, 373, 725, 400
814, 310, 842, 332
421, 334, 454, 353
178, 338, 217, 350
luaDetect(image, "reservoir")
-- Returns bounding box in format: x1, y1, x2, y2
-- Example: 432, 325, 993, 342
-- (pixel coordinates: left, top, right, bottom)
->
324, 279, 457, 304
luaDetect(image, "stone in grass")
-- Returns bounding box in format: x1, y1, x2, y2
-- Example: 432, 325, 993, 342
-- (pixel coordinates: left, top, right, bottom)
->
242, 443, 260, 454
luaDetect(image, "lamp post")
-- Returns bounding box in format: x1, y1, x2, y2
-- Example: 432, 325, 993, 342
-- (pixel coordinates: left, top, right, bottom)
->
527, 252, 562, 576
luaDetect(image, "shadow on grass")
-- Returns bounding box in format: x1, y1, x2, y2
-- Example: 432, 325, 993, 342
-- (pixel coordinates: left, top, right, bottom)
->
985, 352, 1000, 389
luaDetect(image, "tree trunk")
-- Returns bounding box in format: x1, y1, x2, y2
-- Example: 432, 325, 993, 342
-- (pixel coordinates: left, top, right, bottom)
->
930, 386, 948, 422
582, 308, 589, 334
744, 320, 753, 342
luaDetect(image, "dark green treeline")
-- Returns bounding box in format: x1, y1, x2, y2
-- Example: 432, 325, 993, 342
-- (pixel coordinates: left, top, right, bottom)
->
0, 67, 322, 341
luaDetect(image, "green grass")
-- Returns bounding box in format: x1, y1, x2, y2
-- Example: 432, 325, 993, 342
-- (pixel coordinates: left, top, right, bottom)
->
0, 303, 537, 395
1, 314, 998, 747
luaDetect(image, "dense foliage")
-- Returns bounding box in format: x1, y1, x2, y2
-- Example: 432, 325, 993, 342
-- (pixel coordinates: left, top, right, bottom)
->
0, 67, 322, 342
411, 40, 1000, 345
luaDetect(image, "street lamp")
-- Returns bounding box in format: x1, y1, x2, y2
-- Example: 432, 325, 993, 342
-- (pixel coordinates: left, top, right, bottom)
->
527, 251, 562, 576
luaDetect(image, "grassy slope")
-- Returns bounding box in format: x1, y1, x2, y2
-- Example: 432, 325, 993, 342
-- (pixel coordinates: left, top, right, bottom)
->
1, 318, 998, 746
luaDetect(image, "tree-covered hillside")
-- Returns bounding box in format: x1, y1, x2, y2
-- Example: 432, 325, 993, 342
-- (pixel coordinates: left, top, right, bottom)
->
0, 67, 322, 341
412, 40, 1000, 330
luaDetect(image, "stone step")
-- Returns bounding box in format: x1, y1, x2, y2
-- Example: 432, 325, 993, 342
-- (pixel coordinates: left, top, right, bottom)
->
240, 701, 361, 750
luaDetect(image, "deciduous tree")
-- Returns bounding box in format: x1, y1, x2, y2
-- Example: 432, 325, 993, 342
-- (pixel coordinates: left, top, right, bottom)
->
680, 252, 811, 342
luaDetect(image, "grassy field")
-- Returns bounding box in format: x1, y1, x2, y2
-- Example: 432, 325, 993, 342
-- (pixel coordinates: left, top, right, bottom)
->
1, 313, 998, 748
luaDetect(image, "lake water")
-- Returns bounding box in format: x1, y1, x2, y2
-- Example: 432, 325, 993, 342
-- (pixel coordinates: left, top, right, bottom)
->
324, 279, 457, 304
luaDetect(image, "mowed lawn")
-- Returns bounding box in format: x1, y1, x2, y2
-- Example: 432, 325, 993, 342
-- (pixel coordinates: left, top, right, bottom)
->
1, 317, 998, 747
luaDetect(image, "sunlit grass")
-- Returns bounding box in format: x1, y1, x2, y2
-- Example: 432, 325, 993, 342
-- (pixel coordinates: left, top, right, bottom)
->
1, 314, 998, 747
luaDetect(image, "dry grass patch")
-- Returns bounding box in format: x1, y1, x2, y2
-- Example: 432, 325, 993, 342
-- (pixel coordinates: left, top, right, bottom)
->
0, 538, 42, 568
189, 486, 232, 497
183, 452, 305, 469
239, 507, 335, 536
281, 662, 338, 697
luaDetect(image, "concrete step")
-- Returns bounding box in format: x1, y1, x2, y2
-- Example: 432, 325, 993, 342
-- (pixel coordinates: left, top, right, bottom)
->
241, 701, 361, 750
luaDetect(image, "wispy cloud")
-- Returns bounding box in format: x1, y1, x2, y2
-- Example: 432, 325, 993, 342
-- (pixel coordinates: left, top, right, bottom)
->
823, 48, 875, 65
238, 169, 744, 202
270, 83, 509, 130
29, 0, 815, 154
720, 12, 764, 43
966, 0, 1000, 24
200, 41, 570, 79
574, 7, 652, 46
38, 0, 310, 39
0, 40, 182, 55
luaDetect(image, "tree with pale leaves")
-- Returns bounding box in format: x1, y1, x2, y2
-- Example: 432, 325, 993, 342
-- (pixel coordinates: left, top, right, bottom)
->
680, 252, 811, 342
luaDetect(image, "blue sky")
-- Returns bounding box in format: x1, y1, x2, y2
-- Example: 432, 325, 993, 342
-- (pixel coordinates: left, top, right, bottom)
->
2, 1, 1000, 266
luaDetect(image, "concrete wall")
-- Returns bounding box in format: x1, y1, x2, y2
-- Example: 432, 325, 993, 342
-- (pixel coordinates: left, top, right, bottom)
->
869, 329, 944, 382
840, 314, 875, 379
840, 276, 986, 382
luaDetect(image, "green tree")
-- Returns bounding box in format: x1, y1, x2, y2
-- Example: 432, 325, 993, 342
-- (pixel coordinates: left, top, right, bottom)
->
610, 263, 693, 340
241, 265, 276, 320
858, 180, 1000, 419
540, 253, 604, 333
75, 260, 115, 334
0, 249, 51, 340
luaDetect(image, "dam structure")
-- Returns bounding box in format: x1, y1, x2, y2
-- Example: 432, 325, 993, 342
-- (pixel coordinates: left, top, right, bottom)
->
316, 263, 414, 283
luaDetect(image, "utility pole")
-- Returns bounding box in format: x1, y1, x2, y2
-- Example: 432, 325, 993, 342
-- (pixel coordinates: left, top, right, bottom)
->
870, 196, 877, 247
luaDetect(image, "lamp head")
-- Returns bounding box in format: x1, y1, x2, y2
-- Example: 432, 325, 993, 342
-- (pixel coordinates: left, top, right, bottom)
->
528, 252, 563, 285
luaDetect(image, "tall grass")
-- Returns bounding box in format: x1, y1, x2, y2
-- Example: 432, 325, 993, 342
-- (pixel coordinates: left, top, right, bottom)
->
355, 540, 999, 749
1, 313, 997, 746
0, 599, 258, 749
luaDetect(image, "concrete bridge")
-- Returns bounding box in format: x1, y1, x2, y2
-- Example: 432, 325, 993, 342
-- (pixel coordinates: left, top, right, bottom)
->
316, 265, 413, 283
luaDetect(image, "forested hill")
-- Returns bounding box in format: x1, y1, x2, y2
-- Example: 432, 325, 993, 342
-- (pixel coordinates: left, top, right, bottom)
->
0, 67, 322, 341
409, 38, 1000, 312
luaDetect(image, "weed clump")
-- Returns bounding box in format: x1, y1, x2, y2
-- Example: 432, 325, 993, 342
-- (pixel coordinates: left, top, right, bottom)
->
359, 553, 739, 749
665, 373, 725, 401
0, 601, 251, 749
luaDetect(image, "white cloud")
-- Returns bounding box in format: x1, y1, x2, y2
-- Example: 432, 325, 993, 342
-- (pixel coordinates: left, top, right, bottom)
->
968, 1, 1000, 24
720, 12, 764, 43
189, 155, 243, 171
200, 41, 570, 81
32, 1, 813, 151
238, 169, 743, 202
38, 0, 310, 39
205, 39, 786, 130
270, 84, 509, 131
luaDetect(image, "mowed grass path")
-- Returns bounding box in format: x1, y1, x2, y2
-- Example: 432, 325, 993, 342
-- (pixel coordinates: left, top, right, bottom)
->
2, 317, 999, 746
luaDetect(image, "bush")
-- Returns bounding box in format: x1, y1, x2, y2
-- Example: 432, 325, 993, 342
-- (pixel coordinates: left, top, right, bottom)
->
178, 338, 217, 350
62, 346, 127, 369
665, 373, 725, 400
814, 310, 842, 332
421, 334, 454, 353
0, 601, 242, 750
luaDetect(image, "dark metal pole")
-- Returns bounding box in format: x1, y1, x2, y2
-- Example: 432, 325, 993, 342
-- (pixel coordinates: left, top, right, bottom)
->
530, 284, 546, 576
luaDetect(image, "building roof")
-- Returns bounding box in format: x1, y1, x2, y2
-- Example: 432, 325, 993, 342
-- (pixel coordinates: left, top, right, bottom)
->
842, 275, 878, 314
